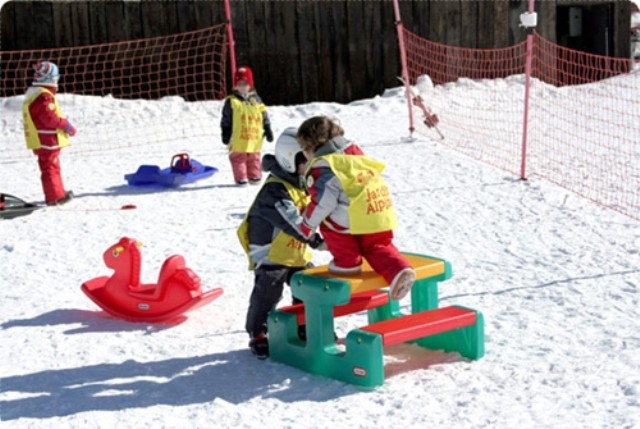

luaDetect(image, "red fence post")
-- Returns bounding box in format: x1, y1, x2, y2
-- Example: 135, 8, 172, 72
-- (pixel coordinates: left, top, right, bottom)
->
224, 0, 237, 78
392, 0, 415, 136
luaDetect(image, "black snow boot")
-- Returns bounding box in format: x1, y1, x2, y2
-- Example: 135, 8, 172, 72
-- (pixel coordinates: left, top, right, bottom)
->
249, 335, 269, 359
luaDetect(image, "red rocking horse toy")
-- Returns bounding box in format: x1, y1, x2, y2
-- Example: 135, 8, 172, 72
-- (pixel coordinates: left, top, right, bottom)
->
82, 237, 223, 323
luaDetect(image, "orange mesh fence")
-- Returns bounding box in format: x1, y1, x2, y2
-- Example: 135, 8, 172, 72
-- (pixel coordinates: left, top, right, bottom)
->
528, 32, 639, 218
404, 30, 527, 85
1, 24, 227, 100
402, 27, 640, 220
403, 28, 528, 176
1, 24, 227, 160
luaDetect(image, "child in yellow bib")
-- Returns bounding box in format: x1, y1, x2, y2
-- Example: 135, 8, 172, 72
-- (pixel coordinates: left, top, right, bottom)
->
220, 66, 273, 186
296, 116, 416, 301
237, 128, 325, 359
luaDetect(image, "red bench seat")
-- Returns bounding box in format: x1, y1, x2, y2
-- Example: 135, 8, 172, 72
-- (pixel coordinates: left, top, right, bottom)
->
360, 306, 476, 347
280, 290, 390, 325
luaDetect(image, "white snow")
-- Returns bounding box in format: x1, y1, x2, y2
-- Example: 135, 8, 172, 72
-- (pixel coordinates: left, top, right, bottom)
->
1, 74, 639, 429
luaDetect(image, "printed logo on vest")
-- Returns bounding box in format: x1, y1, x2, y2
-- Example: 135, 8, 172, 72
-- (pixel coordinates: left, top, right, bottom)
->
365, 184, 393, 215
286, 238, 305, 250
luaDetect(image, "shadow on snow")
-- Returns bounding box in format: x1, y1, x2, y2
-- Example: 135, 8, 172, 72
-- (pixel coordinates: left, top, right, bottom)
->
1, 308, 183, 335
0, 350, 360, 420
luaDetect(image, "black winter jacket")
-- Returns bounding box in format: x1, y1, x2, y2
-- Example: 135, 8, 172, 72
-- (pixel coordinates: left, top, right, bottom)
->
246, 155, 310, 266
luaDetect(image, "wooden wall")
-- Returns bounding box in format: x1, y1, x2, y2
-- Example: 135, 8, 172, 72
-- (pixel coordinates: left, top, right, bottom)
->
0, 1, 226, 49
0, 0, 631, 104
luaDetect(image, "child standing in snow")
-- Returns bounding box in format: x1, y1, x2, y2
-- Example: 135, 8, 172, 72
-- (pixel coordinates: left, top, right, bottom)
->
296, 116, 416, 301
22, 61, 76, 205
220, 66, 273, 186
237, 128, 325, 359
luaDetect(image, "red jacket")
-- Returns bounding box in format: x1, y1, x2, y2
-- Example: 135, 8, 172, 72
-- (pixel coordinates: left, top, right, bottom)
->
25, 86, 70, 149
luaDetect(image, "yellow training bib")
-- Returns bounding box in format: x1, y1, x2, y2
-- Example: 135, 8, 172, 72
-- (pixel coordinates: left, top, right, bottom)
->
237, 177, 312, 270
228, 96, 267, 153
22, 87, 70, 150
307, 154, 398, 234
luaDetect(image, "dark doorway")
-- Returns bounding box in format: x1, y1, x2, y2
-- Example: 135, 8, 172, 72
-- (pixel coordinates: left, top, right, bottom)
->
557, 3, 614, 56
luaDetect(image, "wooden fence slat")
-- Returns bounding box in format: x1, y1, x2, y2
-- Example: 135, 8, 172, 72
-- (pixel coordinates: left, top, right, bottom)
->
446, 1, 462, 47
411, 0, 430, 42
363, 0, 382, 95
295, 1, 316, 103
1, 1, 17, 50
259, 1, 275, 102
51, 2, 73, 49
380, 0, 398, 91
536, 0, 556, 43
105, 1, 127, 43
177, 1, 198, 33
124, 1, 143, 41
429, 0, 447, 44
477, 1, 495, 49
275, 2, 302, 105
463, 1, 480, 48
89, 1, 108, 45
493, 0, 510, 48
330, 1, 350, 102
315, 2, 334, 102
141, 2, 165, 38
347, 1, 367, 102
68, 2, 91, 48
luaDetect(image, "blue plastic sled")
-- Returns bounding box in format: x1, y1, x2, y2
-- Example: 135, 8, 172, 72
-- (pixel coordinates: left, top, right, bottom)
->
125, 153, 218, 187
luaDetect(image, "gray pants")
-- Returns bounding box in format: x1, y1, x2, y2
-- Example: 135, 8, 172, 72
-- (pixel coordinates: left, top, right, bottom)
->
245, 265, 304, 338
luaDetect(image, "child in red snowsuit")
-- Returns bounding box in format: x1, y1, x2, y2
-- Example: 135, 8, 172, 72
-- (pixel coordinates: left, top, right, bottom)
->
296, 116, 416, 301
22, 61, 76, 205
220, 66, 273, 186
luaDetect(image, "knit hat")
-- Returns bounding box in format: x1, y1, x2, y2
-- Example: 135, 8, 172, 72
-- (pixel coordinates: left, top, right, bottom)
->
233, 66, 254, 87
33, 61, 60, 87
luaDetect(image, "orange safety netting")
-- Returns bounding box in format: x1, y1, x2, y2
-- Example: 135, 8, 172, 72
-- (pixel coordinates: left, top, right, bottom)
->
1, 24, 228, 100
403, 27, 640, 220
0, 24, 228, 161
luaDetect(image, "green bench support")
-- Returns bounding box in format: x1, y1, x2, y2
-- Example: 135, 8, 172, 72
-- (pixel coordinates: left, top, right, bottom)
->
267, 253, 484, 388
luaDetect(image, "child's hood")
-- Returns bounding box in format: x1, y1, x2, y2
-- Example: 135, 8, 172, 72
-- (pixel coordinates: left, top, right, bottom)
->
312, 136, 350, 158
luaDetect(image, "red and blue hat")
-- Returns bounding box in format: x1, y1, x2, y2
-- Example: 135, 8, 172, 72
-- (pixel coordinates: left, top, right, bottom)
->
33, 61, 60, 87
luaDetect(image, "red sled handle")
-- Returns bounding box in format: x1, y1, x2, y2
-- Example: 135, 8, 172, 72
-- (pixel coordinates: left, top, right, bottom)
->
171, 153, 192, 172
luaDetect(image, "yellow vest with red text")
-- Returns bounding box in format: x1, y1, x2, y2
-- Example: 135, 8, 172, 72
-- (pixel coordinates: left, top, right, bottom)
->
237, 176, 312, 270
307, 154, 398, 234
22, 87, 70, 150
228, 95, 267, 153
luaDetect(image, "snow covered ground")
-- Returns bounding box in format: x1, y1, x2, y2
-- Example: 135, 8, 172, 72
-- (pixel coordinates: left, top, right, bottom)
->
1, 74, 639, 428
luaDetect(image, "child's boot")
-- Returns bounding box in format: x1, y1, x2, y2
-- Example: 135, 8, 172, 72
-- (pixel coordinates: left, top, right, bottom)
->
249, 334, 269, 359
389, 267, 416, 301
